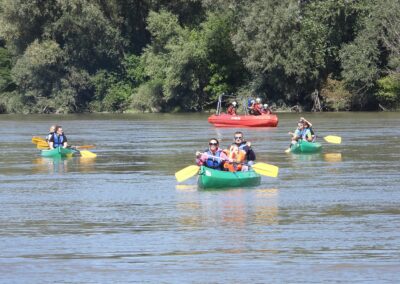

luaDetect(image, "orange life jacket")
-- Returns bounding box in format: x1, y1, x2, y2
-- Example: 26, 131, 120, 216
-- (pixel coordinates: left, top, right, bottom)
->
223, 145, 246, 172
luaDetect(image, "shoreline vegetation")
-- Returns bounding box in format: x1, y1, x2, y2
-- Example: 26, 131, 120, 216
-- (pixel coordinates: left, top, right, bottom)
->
0, 0, 399, 114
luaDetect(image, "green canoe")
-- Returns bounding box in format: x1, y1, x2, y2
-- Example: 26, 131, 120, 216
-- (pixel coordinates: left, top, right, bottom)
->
290, 140, 322, 154
198, 166, 261, 189
40, 147, 76, 158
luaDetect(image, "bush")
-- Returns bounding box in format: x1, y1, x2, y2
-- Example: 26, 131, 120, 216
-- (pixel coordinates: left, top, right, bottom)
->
102, 82, 132, 112
376, 74, 400, 109
320, 76, 352, 111
131, 80, 163, 112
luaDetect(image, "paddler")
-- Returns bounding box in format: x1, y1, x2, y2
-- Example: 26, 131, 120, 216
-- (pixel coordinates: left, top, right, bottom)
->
48, 125, 68, 149
195, 138, 230, 170
232, 131, 256, 168
288, 120, 313, 144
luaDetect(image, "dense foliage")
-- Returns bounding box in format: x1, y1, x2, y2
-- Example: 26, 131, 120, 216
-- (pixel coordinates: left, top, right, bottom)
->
0, 0, 399, 113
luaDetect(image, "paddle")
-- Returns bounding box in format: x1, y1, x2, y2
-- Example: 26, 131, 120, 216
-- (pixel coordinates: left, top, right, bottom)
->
252, 162, 279, 178
32, 136, 46, 144
323, 135, 342, 144
79, 150, 97, 158
175, 165, 200, 182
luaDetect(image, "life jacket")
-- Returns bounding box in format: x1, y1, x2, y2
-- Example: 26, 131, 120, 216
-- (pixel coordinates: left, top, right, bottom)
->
238, 143, 247, 152
227, 105, 236, 115
205, 149, 224, 169
223, 145, 246, 172
52, 133, 64, 148
297, 128, 311, 140
253, 104, 262, 115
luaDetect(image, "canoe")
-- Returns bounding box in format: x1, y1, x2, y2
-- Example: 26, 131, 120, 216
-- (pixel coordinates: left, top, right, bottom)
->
198, 166, 261, 189
208, 113, 278, 127
290, 140, 322, 154
40, 147, 76, 158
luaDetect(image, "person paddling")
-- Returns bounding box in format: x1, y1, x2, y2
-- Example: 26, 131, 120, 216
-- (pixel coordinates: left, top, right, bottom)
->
288, 121, 313, 144
195, 138, 230, 170
48, 126, 68, 149
230, 131, 256, 170
300, 117, 316, 142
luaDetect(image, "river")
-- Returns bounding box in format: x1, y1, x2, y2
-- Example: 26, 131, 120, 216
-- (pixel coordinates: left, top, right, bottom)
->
0, 112, 399, 283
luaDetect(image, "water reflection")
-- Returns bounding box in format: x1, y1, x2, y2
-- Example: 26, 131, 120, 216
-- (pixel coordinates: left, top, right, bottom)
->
324, 152, 342, 163
288, 152, 323, 162
176, 187, 279, 229
287, 152, 343, 163
32, 156, 96, 174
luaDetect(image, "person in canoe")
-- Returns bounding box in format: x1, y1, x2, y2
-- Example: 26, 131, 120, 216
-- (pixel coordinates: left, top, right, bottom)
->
48, 125, 68, 149
300, 117, 316, 141
288, 120, 313, 144
225, 131, 256, 171
195, 138, 230, 170
223, 144, 246, 172
226, 101, 237, 115
46, 125, 56, 145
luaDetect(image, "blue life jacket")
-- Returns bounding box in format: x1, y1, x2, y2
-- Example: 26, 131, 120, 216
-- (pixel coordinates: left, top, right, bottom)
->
296, 128, 311, 140
205, 149, 224, 169
52, 134, 64, 148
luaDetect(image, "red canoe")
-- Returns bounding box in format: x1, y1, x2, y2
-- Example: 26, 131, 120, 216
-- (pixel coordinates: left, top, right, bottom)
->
208, 113, 278, 127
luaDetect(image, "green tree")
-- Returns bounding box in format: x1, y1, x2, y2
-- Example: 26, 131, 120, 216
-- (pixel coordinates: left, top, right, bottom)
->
49, 0, 124, 73
0, 0, 59, 53
0, 46, 14, 92
11, 40, 64, 99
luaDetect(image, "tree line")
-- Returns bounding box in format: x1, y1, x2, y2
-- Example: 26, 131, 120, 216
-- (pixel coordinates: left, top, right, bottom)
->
0, 0, 399, 114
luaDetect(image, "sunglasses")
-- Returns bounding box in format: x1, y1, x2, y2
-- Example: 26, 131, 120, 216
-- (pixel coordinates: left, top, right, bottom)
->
234, 136, 243, 140
209, 142, 218, 146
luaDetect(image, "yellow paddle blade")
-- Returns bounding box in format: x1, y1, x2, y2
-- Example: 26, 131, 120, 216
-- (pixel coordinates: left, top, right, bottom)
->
324, 135, 342, 144
36, 140, 49, 147
284, 147, 291, 153
32, 136, 46, 144
175, 165, 200, 182
79, 150, 97, 158
252, 162, 279, 178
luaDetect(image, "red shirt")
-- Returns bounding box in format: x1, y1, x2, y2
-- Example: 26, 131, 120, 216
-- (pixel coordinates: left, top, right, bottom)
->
227, 105, 237, 115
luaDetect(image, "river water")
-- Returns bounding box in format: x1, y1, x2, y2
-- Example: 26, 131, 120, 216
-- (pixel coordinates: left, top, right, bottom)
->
0, 112, 399, 283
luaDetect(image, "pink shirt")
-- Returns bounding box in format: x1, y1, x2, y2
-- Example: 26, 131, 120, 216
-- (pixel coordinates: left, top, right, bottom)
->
196, 148, 229, 166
